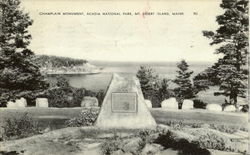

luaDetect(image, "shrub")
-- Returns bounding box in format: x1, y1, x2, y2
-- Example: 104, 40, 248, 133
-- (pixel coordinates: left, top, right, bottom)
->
136, 66, 173, 107
94, 89, 105, 107
45, 87, 85, 107
209, 124, 238, 134
154, 130, 210, 155
1, 113, 39, 140
44, 76, 85, 107
196, 132, 232, 151
44, 76, 104, 108
193, 99, 207, 109
101, 138, 122, 155
241, 104, 249, 113
65, 108, 99, 127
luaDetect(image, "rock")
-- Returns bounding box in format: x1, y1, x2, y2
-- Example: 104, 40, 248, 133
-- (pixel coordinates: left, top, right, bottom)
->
6, 101, 16, 108
206, 104, 222, 112
16, 98, 27, 108
141, 144, 163, 155
182, 100, 193, 110
63, 141, 72, 145
112, 150, 133, 155
81, 96, 98, 107
157, 124, 170, 132
238, 106, 243, 111
200, 124, 210, 128
6, 98, 27, 108
224, 105, 236, 112
122, 138, 142, 154
161, 98, 178, 109
145, 100, 152, 108
36, 98, 48, 107
112, 150, 124, 155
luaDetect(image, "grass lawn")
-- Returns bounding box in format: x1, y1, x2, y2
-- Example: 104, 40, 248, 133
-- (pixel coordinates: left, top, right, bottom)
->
0, 107, 248, 130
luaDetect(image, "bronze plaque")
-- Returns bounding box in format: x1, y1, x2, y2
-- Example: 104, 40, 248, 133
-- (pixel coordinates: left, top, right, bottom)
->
111, 92, 137, 113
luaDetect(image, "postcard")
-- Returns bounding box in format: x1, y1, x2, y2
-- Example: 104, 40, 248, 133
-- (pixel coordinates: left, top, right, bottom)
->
0, 0, 249, 154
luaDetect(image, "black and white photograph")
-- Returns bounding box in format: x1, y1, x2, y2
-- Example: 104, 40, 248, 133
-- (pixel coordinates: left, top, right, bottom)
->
0, 0, 249, 154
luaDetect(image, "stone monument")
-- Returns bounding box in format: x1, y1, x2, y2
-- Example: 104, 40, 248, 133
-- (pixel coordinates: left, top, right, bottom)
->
95, 74, 157, 129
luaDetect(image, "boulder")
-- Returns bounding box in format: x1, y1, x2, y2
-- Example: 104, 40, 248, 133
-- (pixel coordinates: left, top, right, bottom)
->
122, 138, 142, 154
206, 104, 222, 112
6, 101, 16, 108
81, 96, 98, 107
157, 124, 171, 132
141, 143, 163, 155
15, 98, 27, 108
145, 100, 152, 108
161, 98, 178, 109
6, 98, 27, 108
36, 98, 49, 107
238, 106, 243, 111
112, 150, 133, 155
182, 100, 193, 110
224, 105, 236, 112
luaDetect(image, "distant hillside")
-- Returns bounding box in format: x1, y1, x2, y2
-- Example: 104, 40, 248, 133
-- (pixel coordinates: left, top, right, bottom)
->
33, 55, 101, 74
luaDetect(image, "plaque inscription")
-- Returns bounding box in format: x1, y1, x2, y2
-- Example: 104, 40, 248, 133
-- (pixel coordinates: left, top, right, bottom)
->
111, 92, 137, 113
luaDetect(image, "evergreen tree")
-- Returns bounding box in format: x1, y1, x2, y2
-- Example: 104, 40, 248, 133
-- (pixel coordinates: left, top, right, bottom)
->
202, 0, 248, 105
136, 65, 159, 95
136, 65, 162, 107
173, 60, 195, 107
158, 78, 174, 101
0, 0, 48, 104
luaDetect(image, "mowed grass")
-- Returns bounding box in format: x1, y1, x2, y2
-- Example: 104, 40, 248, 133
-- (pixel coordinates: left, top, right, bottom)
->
196, 86, 248, 105
0, 107, 248, 130
150, 108, 248, 131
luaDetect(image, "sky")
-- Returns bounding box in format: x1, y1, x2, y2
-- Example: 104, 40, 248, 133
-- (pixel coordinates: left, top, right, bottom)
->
21, 0, 223, 62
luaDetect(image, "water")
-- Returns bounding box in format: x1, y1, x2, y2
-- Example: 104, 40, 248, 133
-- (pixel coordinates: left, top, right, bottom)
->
47, 61, 213, 92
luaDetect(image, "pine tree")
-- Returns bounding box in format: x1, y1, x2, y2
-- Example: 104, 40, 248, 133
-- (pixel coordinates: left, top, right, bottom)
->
202, 0, 248, 106
136, 65, 159, 94
173, 60, 195, 107
0, 0, 48, 104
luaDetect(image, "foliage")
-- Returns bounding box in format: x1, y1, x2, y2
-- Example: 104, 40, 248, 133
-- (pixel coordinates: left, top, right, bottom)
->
193, 99, 207, 109
43, 76, 104, 107
1, 113, 39, 140
137, 66, 172, 107
209, 124, 239, 134
95, 89, 105, 106
101, 134, 123, 155
241, 104, 249, 112
158, 78, 175, 101
196, 132, 232, 152
33, 55, 91, 74
43, 75, 105, 108
173, 60, 196, 108
33, 55, 88, 68
0, 0, 48, 104
65, 108, 99, 127
42, 76, 82, 107
154, 130, 210, 155
201, 0, 249, 106
136, 66, 159, 93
